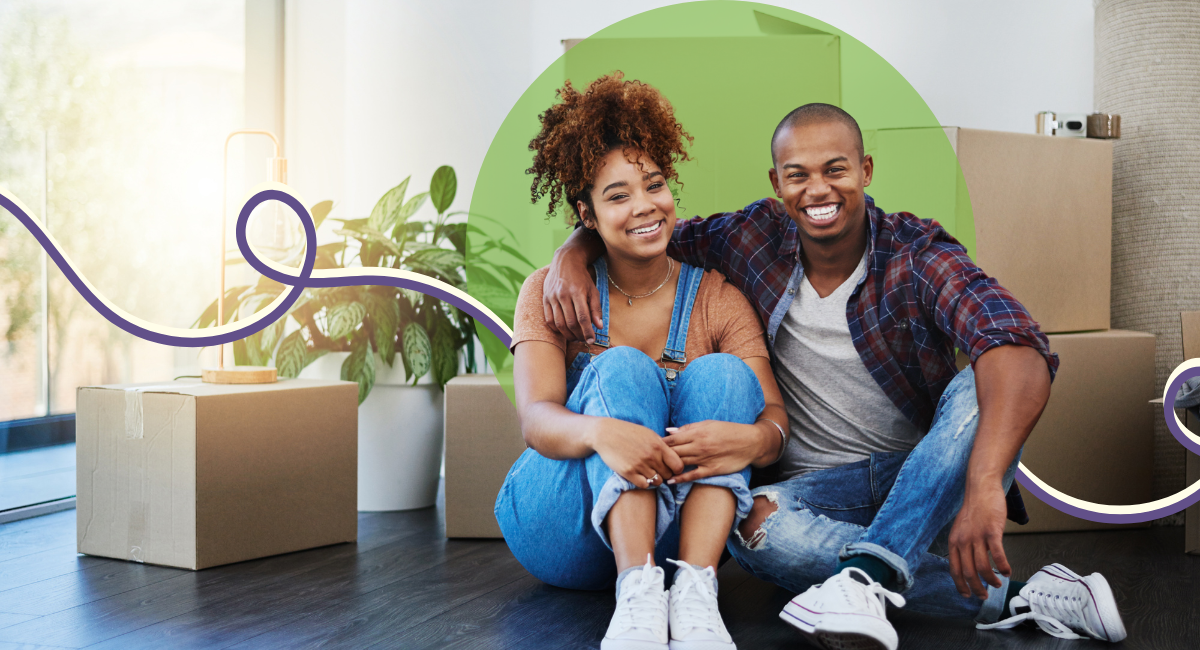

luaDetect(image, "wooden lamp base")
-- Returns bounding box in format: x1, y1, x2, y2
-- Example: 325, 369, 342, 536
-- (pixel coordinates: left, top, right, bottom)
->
201, 366, 278, 384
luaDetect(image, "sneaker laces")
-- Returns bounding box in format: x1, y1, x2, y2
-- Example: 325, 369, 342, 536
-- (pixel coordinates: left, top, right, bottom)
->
612, 554, 667, 635
976, 587, 1088, 640
666, 558, 722, 635
823, 568, 906, 616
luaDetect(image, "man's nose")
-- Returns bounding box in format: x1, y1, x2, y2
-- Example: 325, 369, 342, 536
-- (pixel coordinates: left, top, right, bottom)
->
805, 177, 832, 199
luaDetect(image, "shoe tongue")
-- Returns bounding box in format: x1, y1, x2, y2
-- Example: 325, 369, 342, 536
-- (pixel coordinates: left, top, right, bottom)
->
846, 568, 872, 586
1010, 595, 1031, 615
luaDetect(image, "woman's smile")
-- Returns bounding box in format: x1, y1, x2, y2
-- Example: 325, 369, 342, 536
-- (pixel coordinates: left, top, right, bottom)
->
627, 219, 665, 238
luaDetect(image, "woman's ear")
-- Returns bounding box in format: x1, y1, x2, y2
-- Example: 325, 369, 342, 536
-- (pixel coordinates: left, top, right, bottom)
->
577, 201, 596, 230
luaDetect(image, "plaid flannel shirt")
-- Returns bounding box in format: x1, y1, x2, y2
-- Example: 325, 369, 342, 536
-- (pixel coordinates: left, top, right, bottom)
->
667, 195, 1058, 524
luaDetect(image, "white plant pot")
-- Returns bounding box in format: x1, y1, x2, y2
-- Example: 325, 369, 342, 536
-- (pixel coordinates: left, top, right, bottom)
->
298, 352, 444, 511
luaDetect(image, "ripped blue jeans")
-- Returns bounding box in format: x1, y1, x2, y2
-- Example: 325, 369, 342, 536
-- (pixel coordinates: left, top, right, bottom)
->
495, 346, 764, 590
727, 366, 1021, 624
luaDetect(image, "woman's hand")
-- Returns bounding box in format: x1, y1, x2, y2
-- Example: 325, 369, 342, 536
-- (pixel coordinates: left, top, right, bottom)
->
663, 421, 764, 483
589, 418, 685, 488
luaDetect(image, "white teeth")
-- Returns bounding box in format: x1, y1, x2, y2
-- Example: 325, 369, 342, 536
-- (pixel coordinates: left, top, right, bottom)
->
630, 221, 661, 235
805, 204, 838, 221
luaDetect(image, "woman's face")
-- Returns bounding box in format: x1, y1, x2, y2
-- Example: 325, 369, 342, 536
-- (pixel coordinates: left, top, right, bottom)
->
578, 148, 677, 262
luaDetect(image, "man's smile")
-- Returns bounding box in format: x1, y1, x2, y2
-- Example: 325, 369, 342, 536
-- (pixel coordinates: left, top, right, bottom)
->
803, 203, 841, 224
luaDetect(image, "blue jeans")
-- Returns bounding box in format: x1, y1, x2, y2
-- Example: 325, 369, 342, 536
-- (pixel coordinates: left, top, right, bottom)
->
727, 366, 1021, 624
495, 346, 765, 590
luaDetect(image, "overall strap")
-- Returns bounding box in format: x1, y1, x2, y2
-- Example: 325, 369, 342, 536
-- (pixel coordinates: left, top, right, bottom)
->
660, 262, 704, 364
591, 256, 612, 348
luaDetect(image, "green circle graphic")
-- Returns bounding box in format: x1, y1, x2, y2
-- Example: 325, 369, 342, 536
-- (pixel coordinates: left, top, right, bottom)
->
467, 1, 972, 401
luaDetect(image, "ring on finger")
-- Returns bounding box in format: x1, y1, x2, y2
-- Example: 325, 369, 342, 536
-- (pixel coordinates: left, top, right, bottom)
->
646, 473, 660, 487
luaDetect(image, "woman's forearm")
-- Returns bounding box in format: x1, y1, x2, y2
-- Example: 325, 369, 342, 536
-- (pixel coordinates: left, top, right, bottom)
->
519, 400, 604, 460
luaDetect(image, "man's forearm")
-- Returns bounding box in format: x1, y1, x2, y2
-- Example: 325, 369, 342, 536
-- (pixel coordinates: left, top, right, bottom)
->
966, 344, 1052, 489
556, 225, 606, 266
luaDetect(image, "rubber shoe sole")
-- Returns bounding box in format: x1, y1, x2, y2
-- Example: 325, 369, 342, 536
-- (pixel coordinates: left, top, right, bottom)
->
779, 601, 896, 650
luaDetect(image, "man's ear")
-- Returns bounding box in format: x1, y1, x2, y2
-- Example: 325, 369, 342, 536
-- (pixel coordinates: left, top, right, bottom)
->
768, 167, 783, 198
861, 153, 874, 188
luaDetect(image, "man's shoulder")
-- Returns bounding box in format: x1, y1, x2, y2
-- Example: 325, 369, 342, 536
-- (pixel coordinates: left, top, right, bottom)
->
870, 199, 962, 252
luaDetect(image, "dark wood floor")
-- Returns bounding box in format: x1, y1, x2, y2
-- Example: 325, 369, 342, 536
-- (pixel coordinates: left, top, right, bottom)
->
0, 486, 1196, 649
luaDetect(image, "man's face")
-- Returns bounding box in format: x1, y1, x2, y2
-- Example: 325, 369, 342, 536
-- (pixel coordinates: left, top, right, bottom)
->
768, 120, 873, 247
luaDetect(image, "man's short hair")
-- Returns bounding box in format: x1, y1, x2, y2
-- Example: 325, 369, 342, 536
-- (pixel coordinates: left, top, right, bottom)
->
771, 103, 864, 165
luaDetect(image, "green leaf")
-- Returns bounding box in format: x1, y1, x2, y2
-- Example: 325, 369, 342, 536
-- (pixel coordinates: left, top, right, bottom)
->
407, 248, 465, 277
303, 348, 328, 370
314, 242, 346, 269
440, 222, 467, 254
430, 166, 457, 214
193, 285, 252, 328
357, 226, 403, 257
326, 301, 367, 340
396, 191, 429, 226
310, 200, 333, 230
259, 319, 284, 356
403, 322, 432, 380
276, 329, 307, 378
431, 323, 458, 389
233, 338, 252, 366
341, 336, 376, 405
366, 294, 399, 366
368, 177, 410, 232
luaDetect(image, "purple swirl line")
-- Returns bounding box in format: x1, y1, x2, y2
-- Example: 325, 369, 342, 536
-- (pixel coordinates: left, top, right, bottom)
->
0, 188, 513, 349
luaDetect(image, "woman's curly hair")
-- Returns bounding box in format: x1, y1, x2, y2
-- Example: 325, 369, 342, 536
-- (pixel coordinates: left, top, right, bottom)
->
527, 72, 693, 223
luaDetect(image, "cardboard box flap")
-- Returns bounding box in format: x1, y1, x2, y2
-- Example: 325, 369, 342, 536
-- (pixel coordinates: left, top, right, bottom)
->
81, 377, 354, 397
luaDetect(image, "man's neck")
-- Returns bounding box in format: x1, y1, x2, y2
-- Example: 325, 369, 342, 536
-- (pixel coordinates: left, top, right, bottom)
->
799, 213, 870, 299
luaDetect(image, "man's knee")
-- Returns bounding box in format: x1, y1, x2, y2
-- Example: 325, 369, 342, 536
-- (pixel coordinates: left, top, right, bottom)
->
736, 495, 778, 550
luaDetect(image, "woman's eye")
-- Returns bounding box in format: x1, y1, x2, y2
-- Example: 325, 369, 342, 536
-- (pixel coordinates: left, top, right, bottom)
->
608, 193, 628, 201
648, 182, 664, 190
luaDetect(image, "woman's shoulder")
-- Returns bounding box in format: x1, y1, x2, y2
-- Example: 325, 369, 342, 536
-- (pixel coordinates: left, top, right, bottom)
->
694, 267, 748, 301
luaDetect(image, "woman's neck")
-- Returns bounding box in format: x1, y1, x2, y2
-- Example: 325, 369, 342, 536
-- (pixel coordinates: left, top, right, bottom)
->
604, 251, 673, 296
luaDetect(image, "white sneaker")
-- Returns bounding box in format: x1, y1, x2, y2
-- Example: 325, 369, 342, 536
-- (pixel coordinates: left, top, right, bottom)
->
779, 567, 905, 650
665, 559, 736, 650
976, 563, 1126, 642
602, 554, 670, 650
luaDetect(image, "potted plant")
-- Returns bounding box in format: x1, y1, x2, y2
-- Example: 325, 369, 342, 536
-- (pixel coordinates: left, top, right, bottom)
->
195, 165, 532, 510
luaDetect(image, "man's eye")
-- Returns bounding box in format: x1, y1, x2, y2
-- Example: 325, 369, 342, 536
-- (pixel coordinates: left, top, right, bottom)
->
789, 173, 805, 179
828, 167, 845, 174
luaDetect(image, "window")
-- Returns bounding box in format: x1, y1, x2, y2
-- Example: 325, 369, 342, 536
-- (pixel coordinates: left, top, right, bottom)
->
0, 0, 256, 512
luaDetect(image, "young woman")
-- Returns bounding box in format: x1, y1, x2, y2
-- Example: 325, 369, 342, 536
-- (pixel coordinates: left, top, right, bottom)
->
494, 73, 789, 650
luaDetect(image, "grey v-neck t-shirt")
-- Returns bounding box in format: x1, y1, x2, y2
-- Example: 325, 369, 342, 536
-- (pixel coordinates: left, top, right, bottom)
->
773, 250, 922, 479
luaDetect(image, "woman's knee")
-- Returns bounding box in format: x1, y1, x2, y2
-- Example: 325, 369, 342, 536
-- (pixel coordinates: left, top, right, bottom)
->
588, 346, 661, 385
674, 353, 764, 422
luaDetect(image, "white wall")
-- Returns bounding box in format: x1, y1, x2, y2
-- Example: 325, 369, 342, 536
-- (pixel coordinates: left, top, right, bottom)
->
286, 0, 1094, 225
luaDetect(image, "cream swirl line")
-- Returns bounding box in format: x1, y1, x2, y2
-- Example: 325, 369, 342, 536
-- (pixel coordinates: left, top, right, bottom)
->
0, 181, 514, 349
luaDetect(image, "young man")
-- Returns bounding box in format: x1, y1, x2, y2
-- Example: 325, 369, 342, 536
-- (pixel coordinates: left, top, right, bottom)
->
540, 104, 1126, 648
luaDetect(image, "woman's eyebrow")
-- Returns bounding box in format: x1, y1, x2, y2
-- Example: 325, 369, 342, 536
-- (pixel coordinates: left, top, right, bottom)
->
602, 180, 629, 194
643, 171, 664, 180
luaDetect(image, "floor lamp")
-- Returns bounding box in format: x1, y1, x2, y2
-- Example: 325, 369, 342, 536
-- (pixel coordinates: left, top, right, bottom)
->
201, 129, 287, 384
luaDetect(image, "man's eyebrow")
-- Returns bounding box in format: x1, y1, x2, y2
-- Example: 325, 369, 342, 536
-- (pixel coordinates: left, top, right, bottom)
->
602, 180, 629, 194
782, 157, 849, 171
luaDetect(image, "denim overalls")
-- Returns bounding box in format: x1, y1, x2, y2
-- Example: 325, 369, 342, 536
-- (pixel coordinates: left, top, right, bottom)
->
495, 257, 765, 590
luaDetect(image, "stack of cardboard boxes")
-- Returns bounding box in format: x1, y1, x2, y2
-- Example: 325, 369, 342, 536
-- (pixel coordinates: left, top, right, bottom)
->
933, 128, 1155, 533
444, 128, 1155, 537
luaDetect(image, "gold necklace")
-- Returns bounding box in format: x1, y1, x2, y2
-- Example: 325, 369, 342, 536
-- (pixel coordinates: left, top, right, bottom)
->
609, 258, 674, 306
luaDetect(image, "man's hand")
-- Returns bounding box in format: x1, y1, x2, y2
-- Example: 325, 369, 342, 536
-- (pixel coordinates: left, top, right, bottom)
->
663, 421, 765, 483
589, 418, 685, 488
948, 480, 1010, 599
543, 228, 605, 343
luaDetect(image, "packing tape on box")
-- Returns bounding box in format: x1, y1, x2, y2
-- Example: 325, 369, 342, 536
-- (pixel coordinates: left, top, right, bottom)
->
122, 384, 179, 562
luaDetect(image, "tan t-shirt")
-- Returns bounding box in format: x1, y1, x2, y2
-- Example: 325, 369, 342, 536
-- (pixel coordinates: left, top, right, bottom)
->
511, 262, 770, 371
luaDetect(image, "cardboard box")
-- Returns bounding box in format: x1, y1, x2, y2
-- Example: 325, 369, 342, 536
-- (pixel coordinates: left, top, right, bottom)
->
444, 374, 526, 538
866, 127, 1113, 334
1178, 312, 1200, 553
1006, 330, 1155, 533
76, 378, 359, 570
